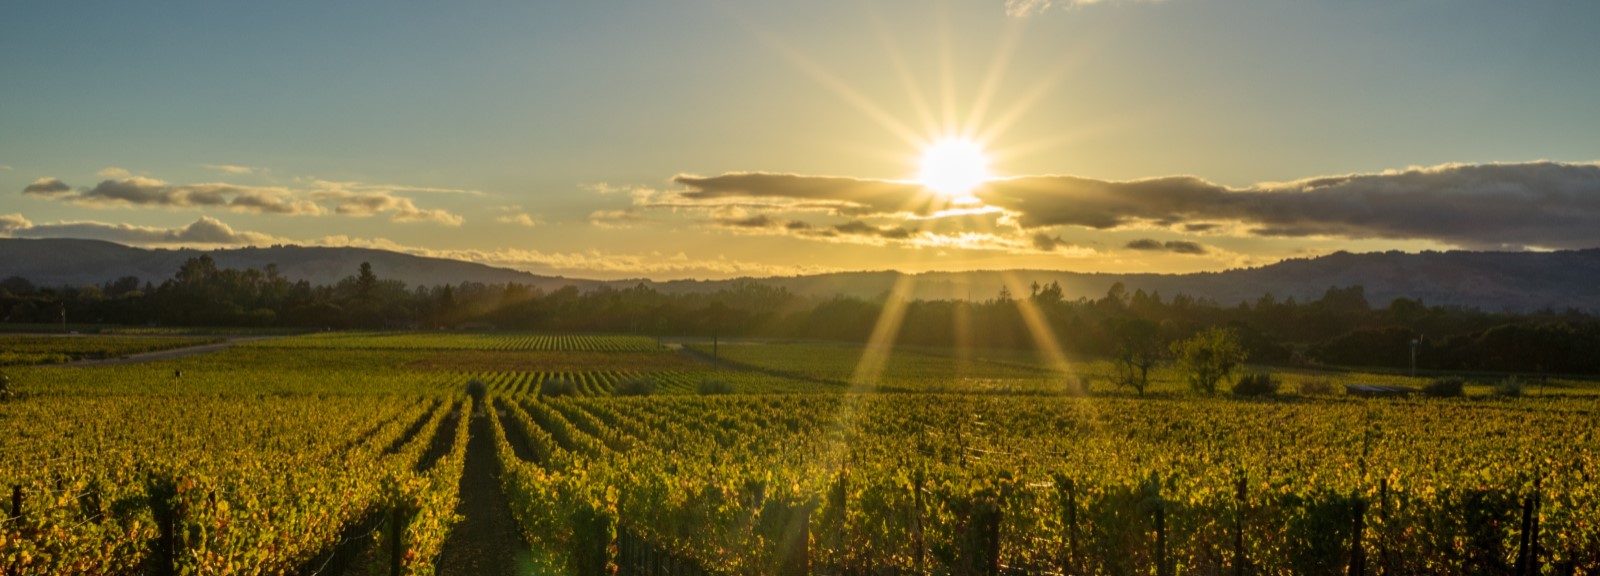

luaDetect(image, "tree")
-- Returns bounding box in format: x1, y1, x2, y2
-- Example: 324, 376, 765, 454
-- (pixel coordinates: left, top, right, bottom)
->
1171, 326, 1248, 395
1111, 318, 1163, 395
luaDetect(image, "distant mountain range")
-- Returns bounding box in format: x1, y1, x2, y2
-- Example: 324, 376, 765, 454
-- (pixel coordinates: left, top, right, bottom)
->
4, 238, 1599, 312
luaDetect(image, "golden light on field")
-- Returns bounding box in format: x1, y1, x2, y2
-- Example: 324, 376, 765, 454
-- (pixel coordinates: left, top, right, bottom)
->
917, 137, 990, 202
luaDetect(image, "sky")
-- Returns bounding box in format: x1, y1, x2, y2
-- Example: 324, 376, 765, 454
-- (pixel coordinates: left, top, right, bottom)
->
4, 0, 1600, 280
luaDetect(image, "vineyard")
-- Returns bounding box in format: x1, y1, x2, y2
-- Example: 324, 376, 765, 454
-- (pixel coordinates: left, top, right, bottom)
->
0, 335, 222, 366
0, 332, 1596, 574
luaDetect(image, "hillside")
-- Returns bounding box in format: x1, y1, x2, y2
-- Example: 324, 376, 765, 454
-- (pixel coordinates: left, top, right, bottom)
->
0, 238, 594, 292
4, 238, 1598, 311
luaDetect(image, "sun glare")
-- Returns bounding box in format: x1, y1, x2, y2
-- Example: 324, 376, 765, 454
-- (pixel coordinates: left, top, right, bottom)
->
918, 138, 990, 201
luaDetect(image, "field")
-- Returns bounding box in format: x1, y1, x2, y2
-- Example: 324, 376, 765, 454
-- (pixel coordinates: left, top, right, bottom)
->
0, 335, 223, 366
1, 332, 1597, 575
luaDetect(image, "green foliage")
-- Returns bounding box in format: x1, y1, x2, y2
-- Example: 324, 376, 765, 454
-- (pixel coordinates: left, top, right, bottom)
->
465, 378, 488, 402
1423, 377, 1466, 398
1170, 327, 1249, 395
0, 369, 11, 401
1493, 375, 1524, 397
539, 377, 578, 397
1232, 372, 1280, 397
611, 377, 657, 397
1296, 377, 1336, 396
696, 377, 734, 395
0, 335, 221, 366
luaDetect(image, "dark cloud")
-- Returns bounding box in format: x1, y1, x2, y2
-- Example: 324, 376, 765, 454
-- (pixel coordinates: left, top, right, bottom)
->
1125, 238, 1208, 254
11, 216, 282, 246
719, 214, 777, 228
671, 161, 1600, 250
1031, 233, 1076, 252
22, 176, 463, 225
22, 178, 71, 196
982, 162, 1600, 249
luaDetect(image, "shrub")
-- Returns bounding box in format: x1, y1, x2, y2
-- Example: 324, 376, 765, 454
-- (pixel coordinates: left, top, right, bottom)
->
465, 379, 488, 402
697, 378, 734, 395
1297, 377, 1336, 396
0, 370, 13, 402
539, 377, 577, 398
1422, 377, 1465, 398
1233, 372, 1280, 397
1493, 376, 1524, 398
1171, 327, 1248, 396
613, 377, 657, 397
1064, 374, 1093, 396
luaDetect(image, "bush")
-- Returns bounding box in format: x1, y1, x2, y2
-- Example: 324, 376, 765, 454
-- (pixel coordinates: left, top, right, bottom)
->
1232, 372, 1280, 397
1493, 376, 1524, 398
539, 377, 577, 398
613, 377, 657, 397
1297, 377, 1336, 396
1065, 374, 1093, 396
465, 379, 488, 402
1423, 377, 1465, 398
697, 378, 734, 395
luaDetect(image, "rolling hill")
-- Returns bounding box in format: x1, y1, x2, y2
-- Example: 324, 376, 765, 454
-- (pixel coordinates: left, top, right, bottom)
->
4, 238, 1598, 312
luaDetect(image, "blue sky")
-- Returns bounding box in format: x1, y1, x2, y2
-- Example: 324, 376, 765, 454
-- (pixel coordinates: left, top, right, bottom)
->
4, 1, 1599, 279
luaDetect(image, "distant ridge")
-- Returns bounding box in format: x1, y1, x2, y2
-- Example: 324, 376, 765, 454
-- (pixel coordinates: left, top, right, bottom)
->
3, 238, 1598, 312
0, 238, 596, 292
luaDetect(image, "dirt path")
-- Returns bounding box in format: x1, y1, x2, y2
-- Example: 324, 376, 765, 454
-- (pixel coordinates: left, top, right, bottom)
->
55, 336, 284, 367
435, 408, 538, 576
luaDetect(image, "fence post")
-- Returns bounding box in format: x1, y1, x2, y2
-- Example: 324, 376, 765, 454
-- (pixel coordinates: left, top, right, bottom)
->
777, 502, 811, 576
10, 485, 20, 520
1529, 479, 1542, 576
1347, 496, 1366, 576
976, 497, 1001, 576
1053, 475, 1079, 575
1234, 475, 1247, 576
389, 506, 409, 576
1155, 503, 1170, 576
1516, 491, 1535, 576
1377, 478, 1389, 575
913, 468, 926, 574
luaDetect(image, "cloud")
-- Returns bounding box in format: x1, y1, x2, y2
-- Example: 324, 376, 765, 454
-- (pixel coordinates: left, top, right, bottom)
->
1031, 233, 1077, 252
204, 164, 257, 175
0, 164, 13, 172
22, 177, 71, 196
590, 209, 646, 229
7, 215, 285, 246
673, 172, 939, 216
676, 161, 1600, 250
97, 167, 131, 178
1125, 238, 1208, 254
494, 206, 541, 227
1006, 0, 1159, 17
0, 213, 31, 234
22, 175, 465, 225
309, 188, 463, 225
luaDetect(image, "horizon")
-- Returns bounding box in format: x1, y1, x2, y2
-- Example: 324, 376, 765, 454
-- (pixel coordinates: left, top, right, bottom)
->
4, 1, 1600, 280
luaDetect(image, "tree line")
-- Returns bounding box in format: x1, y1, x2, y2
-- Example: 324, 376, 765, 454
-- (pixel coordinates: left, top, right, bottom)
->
2, 255, 1598, 374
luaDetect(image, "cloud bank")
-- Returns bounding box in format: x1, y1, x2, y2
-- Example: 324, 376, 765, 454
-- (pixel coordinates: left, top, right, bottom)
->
2, 214, 284, 246
669, 161, 1600, 250
21, 176, 464, 226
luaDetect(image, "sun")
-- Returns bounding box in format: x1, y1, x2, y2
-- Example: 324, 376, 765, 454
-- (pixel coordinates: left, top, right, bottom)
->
918, 138, 990, 201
